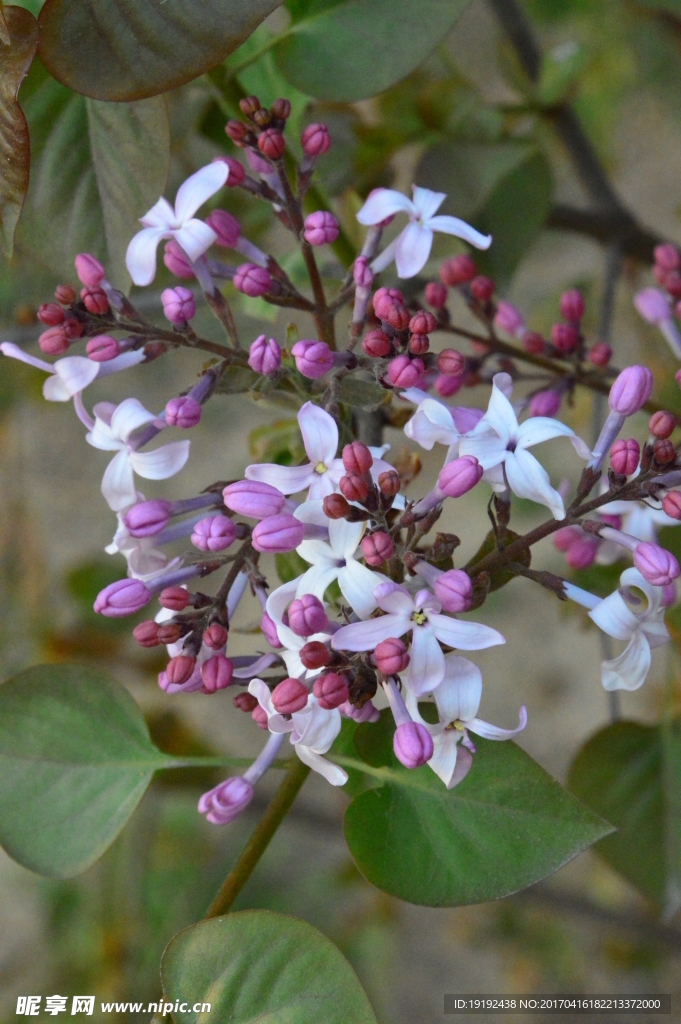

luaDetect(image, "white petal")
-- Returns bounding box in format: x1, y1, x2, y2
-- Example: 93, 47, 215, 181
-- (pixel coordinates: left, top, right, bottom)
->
517, 416, 580, 450
1, 342, 53, 373
338, 560, 384, 619
86, 419, 123, 452
266, 579, 299, 626
433, 655, 482, 724
469, 705, 527, 740
480, 378, 518, 446
429, 613, 505, 651
42, 376, 72, 401
245, 462, 314, 495
129, 440, 190, 480
601, 632, 651, 691
296, 562, 340, 602
356, 188, 414, 225
408, 624, 445, 696
458, 434, 507, 471
331, 614, 405, 651
110, 397, 157, 442
174, 162, 228, 222
405, 399, 459, 450
248, 678, 279, 719
101, 451, 136, 511
589, 590, 640, 641
140, 196, 176, 228
173, 220, 218, 263
298, 401, 338, 465
294, 745, 348, 786
428, 734, 469, 789
370, 234, 401, 274
411, 186, 446, 220
427, 214, 492, 250
50, 357, 99, 398
126, 226, 169, 286
292, 700, 340, 754
505, 448, 566, 519
95, 350, 146, 380
399, 386, 431, 406
374, 582, 415, 616
293, 498, 329, 528
306, 473, 336, 500
328, 517, 365, 561
395, 222, 433, 278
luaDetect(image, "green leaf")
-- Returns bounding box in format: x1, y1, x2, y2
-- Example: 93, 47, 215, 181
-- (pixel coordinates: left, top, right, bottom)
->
19, 77, 169, 285
536, 41, 586, 107
0, 663, 173, 878
274, 0, 473, 102
341, 711, 612, 906
338, 374, 391, 411
418, 142, 534, 221
214, 363, 263, 395
161, 911, 378, 1024
0, 5, 38, 254
249, 417, 305, 464
568, 719, 681, 916
37, 0, 284, 101
276, 550, 309, 583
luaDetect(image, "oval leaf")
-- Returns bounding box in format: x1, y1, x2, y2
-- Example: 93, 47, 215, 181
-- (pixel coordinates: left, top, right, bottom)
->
161, 910, 378, 1024
274, 0, 472, 102
568, 719, 681, 917
38, 0, 284, 101
0, 5, 38, 254
0, 663, 172, 878
342, 711, 613, 906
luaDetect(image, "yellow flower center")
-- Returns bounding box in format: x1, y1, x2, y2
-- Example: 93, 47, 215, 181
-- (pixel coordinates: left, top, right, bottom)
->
412, 611, 427, 625
315, 461, 327, 474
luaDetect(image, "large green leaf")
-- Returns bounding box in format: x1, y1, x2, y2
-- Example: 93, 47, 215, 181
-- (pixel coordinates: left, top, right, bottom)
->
568, 719, 681, 916
19, 76, 169, 285
0, 663, 174, 878
339, 711, 612, 906
274, 0, 472, 102
161, 911, 378, 1024
0, 5, 38, 254
37, 0, 283, 101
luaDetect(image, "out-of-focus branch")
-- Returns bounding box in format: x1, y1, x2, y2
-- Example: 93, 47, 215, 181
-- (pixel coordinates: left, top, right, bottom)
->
547, 204, 662, 262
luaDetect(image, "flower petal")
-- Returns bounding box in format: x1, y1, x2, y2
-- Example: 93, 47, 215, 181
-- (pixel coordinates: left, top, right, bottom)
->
1, 342, 53, 373
356, 188, 414, 225
296, 562, 340, 602
411, 186, 446, 220
505, 448, 566, 519
173, 220, 218, 263
589, 590, 640, 641
427, 214, 492, 250
110, 397, 157, 442
46, 356, 99, 399
405, 398, 459, 450
433, 655, 482, 724
266, 579, 299, 627
298, 401, 338, 465
338, 560, 384, 619
129, 440, 190, 480
294, 744, 348, 786
96, 349, 147, 377
373, 581, 415, 616
331, 614, 405, 651
245, 461, 314, 495
458, 434, 507, 470
407, 624, 445, 696
478, 376, 518, 446
125, 225, 169, 286
328, 517, 365, 561
292, 700, 341, 753
517, 416, 581, 451
395, 221, 433, 278
600, 632, 651, 691
370, 234, 401, 274
429, 613, 505, 651
469, 705, 527, 740
429, 734, 473, 789
140, 196, 175, 228
101, 451, 136, 511
174, 162, 229, 222
293, 498, 330, 529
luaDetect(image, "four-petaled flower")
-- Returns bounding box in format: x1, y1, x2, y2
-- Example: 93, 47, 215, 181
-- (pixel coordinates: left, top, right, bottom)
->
404, 655, 526, 788
588, 567, 670, 690
459, 373, 591, 519
126, 163, 228, 286
404, 394, 485, 458
332, 581, 505, 695
357, 185, 491, 279
1, 343, 144, 401
86, 398, 190, 511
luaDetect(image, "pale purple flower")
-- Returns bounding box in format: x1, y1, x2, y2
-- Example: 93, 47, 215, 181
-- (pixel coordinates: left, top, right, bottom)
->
1, 343, 144, 401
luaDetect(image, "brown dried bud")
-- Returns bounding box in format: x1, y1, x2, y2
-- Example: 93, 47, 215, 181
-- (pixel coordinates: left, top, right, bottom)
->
300, 641, 331, 670
62, 316, 85, 339
234, 692, 258, 712
157, 623, 184, 645
653, 438, 676, 465
253, 108, 271, 128
323, 493, 351, 519
226, 119, 248, 144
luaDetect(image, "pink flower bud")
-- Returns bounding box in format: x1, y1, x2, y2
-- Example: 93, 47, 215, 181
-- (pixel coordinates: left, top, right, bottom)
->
199, 776, 253, 824
133, 620, 160, 648
81, 287, 109, 315
387, 355, 425, 388
654, 244, 680, 271
559, 289, 585, 323
159, 586, 190, 611
634, 287, 671, 326
248, 334, 282, 375
438, 456, 483, 498
374, 285, 405, 306
292, 339, 334, 378
342, 440, 373, 475
470, 276, 495, 303
55, 283, 77, 304
39, 326, 69, 355
633, 542, 681, 587
165, 395, 202, 429
665, 272, 681, 298
323, 493, 351, 519
394, 721, 433, 768
609, 365, 653, 415
523, 331, 545, 355
649, 410, 676, 439
353, 256, 373, 288
565, 536, 599, 569
234, 263, 272, 297
553, 526, 582, 552
494, 300, 525, 336
258, 128, 286, 159
191, 515, 236, 552
425, 281, 447, 308
288, 594, 329, 637
375, 637, 409, 675
94, 578, 152, 617
75, 253, 105, 289
409, 310, 437, 335
433, 569, 473, 612
313, 672, 349, 710
409, 333, 429, 356
206, 209, 241, 248
63, 317, 84, 340
252, 514, 305, 552
361, 531, 394, 566
437, 349, 465, 376
252, 705, 269, 729
272, 677, 309, 714
434, 374, 462, 398
339, 472, 369, 503
588, 341, 612, 367
202, 654, 234, 692
301, 123, 330, 156
529, 390, 561, 418
203, 623, 229, 649
162, 286, 196, 323
440, 254, 476, 286
551, 322, 580, 354
38, 303, 65, 326
662, 491, 681, 520
223, 479, 286, 519
362, 329, 391, 357
86, 334, 120, 362
123, 499, 172, 537
300, 640, 331, 670
261, 611, 282, 648
166, 655, 196, 685
378, 298, 411, 331
303, 211, 339, 246
163, 240, 195, 279
610, 438, 640, 476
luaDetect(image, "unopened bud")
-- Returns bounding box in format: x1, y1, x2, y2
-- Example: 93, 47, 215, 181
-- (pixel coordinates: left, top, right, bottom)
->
655, 244, 680, 271
206, 209, 241, 248
340, 472, 369, 503
192, 515, 236, 552
323, 493, 350, 519
252, 514, 305, 553
434, 569, 473, 612
159, 586, 190, 611
55, 283, 77, 304
234, 692, 258, 712
565, 536, 599, 569
39, 326, 69, 355
124, 499, 172, 537
523, 331, 545, 355
437, 349, 465, 376
300, 641, 331, 670
166, 655, 196, 685
199, 775, 253, 824
409, 333, 429, 355
248, 334, 281, 375
378, 470, 401, 497
362, 329, 391, 357
387, 354, 425, 388
438, 456, 483, 498
162, 285, 196, 324
649, 410, 676, 439
223, 479, 286, 519
86, 334, 120, 362
425, 281, 447, 307
81, 287, 109, 315
313, 672, 349, 710
529, 390, 561, 418
551, 322, 580, 354
559, 289, 585, 322
166, 395, 202, 429
203, 623, 229, 650
662, 491, 681, 520
654, 438, 676, 465
164, 240, 195, 279
609, 365, 653, 415
343, 441, 373, 475
301, 123, 330, 156
633, 542, 680, 587
394, 721, 433, 768
375, 637, 409, 675
94, 578, 151, 617
303, 211, 339, 246
470, 275, 494, 303
239, 95, 261, 117
588, 341, 612, 367
225, 119, 248, 144
440, 254, 476, 286
252, 705, 269, 729
234, 263, 272, 297
258, 128, 285, 159
158, 622, 183, 645
133, 620, 161, 648
435, 374, 463, 398
271, 677, 309, 714
38, 303, 65, 326
271, 98, 291, 120
260, 611, 282, 648
288, 594, 329, 637
213, 155, 246, 185
201, 654, 234, 692
361, 531, 394, 566
62, 317, 84, 340
409, 310, 437, 334
610, 439, 640, 476
75, 253, 105, 289
292, 338, 334, 378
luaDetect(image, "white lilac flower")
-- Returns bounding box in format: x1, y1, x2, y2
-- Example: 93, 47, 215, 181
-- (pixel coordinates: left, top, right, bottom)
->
459, 373, 591, 519
357, 185, 491, 279
245, 401, 393, 501
265, 578, 330, 679
125, 163, 228, 286
331, 581, 505, 696
0, 343, 144, 401
248, 679, 348, 786
587, 568, 670, 691
86, 398, 190, 511
404, 654, 527, 788
404, 395, 486, 459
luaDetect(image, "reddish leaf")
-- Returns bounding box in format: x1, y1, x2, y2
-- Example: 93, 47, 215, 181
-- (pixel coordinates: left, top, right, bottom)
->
0, 5, 38, 254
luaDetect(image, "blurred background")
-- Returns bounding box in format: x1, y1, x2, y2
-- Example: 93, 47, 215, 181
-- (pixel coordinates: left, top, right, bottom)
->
3, 0, 681, 1020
